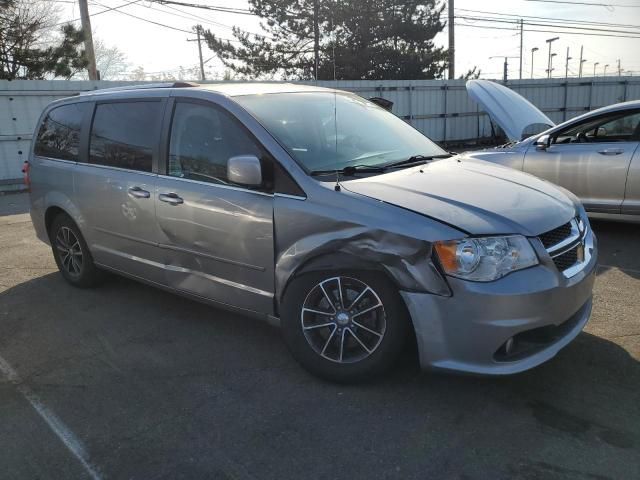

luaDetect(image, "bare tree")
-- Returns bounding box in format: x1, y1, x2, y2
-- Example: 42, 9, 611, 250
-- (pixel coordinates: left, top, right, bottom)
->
73, 38, 129, 80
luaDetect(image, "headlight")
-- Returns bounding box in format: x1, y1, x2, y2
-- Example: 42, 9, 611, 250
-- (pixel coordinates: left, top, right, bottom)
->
434, 235, 538, 281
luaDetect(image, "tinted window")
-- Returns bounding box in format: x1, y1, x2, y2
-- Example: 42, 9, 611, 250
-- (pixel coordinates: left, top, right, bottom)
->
34, 103, 87, 161
89, 102, 161, 172
168, 102, 262, 185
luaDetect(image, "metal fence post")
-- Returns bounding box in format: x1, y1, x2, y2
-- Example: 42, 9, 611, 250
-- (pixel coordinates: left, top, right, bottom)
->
563, 80, 569, 122
408, 83, 413, 126
442, 84, 448, 144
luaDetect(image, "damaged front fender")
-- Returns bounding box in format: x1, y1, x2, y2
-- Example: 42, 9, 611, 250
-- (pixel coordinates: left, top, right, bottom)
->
274, 194, 461, 307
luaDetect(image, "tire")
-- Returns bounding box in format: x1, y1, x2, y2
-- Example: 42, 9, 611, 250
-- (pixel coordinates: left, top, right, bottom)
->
281, 270, 411, 382
49, 214, 102, 288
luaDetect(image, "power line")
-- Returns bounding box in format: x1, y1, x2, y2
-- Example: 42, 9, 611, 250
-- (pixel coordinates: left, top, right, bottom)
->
148, 1, 255, 16
456, 15, 640, 36
456, 8, 640, 29
143, 0, 267, 38
524, 0, 640, 7
455, 21, 640, 39
52, 0, 144, 27
91, 0, 193, 33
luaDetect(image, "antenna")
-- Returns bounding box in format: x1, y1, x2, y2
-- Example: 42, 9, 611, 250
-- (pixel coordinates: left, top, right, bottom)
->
333, 89, 341, 191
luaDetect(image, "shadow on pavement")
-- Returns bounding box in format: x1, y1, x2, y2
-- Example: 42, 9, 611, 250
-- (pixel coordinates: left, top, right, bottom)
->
591, 219, 640, 280
1, 270, 638, 479
0, 192, 29, 217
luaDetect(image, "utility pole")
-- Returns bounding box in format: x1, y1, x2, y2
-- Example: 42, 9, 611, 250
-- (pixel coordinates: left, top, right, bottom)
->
187, 25, 206, 81
564, 47, 571, 79
448, 0, 455, 79
578, 45, 584, 77
489, 56, 517, 83
196, 25, 205, 81
78, 0, 98, 80
531, 47, 538, 79
548, 53, 557, 78
519, 19, 523, 80
617, 59, 622, 76
545, 36, 559, 79
503, 57, 508, 83
313, 0, 319, 81
593, 62, 599, 77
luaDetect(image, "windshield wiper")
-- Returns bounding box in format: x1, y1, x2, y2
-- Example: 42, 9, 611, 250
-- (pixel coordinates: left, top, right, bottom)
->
382, 153, 453, 169
309, 153, 454, 177
310, 164, 387, 176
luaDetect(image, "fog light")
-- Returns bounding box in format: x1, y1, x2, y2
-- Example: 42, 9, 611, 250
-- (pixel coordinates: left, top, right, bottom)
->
504, 337, 515, 355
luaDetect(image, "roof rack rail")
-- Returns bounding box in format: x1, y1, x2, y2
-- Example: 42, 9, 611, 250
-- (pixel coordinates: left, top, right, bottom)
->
80, 82, 199, 95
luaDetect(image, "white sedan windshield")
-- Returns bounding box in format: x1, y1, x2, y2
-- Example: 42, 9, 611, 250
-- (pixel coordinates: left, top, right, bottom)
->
235, 92, 446, 173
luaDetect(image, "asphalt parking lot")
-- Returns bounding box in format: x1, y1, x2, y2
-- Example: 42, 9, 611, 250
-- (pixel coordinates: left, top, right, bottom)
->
0, 192, 638, 480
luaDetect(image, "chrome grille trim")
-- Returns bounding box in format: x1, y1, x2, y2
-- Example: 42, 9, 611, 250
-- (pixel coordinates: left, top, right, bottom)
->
546, 220, 581, 256
540, 217, 591, 278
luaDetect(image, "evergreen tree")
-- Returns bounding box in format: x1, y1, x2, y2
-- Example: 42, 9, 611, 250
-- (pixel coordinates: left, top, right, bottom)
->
0, 0, 88, 80
203, 0, 451, 80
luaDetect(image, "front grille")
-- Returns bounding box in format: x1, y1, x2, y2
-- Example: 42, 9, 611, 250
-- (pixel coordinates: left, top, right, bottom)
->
539, 222, 572, 249
538, 217, 589, 278
552, 245, 579, 271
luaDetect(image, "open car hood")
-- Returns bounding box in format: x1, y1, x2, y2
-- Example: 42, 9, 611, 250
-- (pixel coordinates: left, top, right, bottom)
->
466, 79, 555, 141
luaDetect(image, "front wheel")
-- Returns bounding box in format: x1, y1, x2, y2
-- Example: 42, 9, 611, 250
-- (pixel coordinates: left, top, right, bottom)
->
281, 271, 410, 382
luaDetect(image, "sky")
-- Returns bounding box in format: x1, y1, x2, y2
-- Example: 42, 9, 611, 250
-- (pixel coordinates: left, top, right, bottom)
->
54, 0, 640, 80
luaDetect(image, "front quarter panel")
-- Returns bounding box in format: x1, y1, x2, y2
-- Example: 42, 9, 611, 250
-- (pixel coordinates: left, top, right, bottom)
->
273, 186, 465, 304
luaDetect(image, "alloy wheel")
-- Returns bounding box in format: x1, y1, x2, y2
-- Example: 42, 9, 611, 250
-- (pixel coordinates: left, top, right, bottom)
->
300, 276, 386, 363
55, 226, 83, 276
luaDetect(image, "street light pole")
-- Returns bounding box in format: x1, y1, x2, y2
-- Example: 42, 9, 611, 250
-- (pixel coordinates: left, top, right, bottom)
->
593, 62, 599, 77
604, 64, 609, 76
531, 47, 539, 79
546, 36, 559, 79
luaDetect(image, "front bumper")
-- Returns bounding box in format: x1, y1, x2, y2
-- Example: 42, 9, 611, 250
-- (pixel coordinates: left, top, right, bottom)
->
403, 230, 598, 375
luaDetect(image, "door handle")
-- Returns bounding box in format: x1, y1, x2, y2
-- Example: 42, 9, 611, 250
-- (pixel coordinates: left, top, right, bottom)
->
598, 148, 624, 155
159, 192, 184, 205
128, 186, 150, 199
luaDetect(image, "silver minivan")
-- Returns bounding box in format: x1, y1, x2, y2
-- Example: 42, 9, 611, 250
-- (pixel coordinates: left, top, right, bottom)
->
27, 82, 597, 382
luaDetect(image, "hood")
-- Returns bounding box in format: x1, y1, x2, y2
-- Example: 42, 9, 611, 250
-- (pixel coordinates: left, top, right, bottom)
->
342, 158, 576, 236
467, 79, 554, 141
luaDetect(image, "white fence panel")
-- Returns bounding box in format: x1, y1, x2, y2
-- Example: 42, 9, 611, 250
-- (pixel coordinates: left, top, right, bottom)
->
1, 77, 639, 189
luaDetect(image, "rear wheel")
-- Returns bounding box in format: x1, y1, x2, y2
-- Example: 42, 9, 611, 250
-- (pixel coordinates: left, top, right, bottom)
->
50, 214, 102, 288
281, 271, 410, 382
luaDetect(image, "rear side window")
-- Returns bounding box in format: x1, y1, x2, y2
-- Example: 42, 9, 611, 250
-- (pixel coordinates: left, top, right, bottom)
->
89, 101, 161, 172
34, 103, 87, 161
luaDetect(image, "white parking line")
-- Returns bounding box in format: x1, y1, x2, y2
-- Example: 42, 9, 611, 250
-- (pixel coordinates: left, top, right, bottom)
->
0, 354, 103, 480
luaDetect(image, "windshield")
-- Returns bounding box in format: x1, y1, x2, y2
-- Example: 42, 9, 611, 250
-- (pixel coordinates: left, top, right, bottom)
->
235, 92, 446, 173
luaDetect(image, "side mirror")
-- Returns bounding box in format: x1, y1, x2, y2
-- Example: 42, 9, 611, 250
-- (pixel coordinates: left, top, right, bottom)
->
227, 155, 262, 186
535, 134, 551, 151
